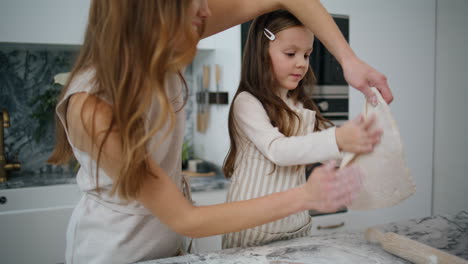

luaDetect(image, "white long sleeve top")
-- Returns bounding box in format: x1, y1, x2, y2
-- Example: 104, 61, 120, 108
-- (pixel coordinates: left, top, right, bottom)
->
233, 91, 341, 166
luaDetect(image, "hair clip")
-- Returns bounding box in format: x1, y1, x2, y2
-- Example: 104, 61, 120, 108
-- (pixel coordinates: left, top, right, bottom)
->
263, 28, 276, 41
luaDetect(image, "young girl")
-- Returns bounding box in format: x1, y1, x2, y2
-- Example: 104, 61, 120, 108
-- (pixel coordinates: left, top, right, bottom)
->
222, 10, 382, 249
48, 1, 387, 263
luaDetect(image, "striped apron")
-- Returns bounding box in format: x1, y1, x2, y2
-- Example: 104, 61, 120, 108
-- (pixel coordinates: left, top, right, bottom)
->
222, 107, 316, 249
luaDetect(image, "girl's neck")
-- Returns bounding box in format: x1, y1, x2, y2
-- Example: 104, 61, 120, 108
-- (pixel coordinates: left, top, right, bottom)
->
278, 87, 289, 100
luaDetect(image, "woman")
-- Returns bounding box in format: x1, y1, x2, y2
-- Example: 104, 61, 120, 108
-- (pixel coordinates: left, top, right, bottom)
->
48, 1, 387, 263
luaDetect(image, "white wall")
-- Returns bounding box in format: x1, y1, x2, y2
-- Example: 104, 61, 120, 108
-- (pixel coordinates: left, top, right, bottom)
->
192, 27, 241, 166
433, 0, 468, 215
0, 0, 90, 44
319, 0, 435, 224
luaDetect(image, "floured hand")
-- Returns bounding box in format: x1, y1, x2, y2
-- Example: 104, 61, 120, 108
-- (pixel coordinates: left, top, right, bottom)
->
303, 160, 364, 213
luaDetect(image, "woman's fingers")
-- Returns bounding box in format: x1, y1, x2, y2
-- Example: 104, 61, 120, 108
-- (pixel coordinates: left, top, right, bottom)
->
352, 113, 364, 125
315, 164, 364, 212
332, 167, 363, 208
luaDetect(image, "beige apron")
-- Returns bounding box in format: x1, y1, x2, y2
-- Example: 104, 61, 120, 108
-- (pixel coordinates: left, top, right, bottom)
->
58, 70, 191, 263
222, 107, 315, 249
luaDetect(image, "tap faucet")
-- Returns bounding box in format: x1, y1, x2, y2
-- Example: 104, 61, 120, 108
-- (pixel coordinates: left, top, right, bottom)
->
0, 109, 21, 183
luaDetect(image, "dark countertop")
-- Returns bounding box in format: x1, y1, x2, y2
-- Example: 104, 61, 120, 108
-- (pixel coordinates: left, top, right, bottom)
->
0, 172, 76, 190
0, 172, 230, 193
136, 211, 468, 264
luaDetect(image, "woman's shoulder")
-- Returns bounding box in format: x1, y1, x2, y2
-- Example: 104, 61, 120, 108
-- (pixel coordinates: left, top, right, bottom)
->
67, 69, 97, 94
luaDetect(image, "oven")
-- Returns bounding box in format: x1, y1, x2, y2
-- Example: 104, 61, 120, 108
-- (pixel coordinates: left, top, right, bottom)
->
306, 84, 349, 217
311, 85, 349, 127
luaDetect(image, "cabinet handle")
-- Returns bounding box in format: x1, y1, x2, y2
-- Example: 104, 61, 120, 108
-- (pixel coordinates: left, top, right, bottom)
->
317, 222, 345, 230
0, 196, 7, 204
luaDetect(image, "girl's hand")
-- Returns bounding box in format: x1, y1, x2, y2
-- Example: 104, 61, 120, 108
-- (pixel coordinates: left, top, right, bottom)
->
335, 114, 383, 154
302, 160, 363, 213
341, 56, 393, 105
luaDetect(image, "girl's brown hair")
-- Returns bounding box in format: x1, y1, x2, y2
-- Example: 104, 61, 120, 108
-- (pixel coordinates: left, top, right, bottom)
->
223, 10, 333, 178
48, 0, 200, 200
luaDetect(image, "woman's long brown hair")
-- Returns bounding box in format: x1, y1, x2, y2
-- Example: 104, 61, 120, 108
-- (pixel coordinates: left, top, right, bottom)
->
223, 10, 333, 178
48, 0, 199, 200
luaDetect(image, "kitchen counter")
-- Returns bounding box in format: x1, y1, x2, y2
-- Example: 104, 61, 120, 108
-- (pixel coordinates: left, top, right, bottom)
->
0, 171, 230, 193
0, 172, 76, 189
137, 211, 468, 264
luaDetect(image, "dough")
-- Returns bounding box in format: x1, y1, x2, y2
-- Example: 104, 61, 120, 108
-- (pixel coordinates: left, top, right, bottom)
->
340, 87, 416, 210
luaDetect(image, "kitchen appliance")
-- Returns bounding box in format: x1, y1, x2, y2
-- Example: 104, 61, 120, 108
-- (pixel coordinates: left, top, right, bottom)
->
309, 15, 349, 86
309, 84, 349, 126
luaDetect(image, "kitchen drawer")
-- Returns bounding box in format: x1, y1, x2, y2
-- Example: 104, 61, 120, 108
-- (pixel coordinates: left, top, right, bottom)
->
191, 189, 228, 253
310, 213, 349, 235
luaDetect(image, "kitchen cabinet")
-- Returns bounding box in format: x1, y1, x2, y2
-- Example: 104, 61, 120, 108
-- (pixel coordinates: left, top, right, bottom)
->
0, 207, 73, 264
191, 189, 228, 253
1, 1, 216, 49
0, 0, 89, 44
0, 184, 81, 264
310, 213, 349, 235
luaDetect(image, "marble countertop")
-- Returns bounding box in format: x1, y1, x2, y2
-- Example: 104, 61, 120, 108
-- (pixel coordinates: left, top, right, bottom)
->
137, 211, 468, 264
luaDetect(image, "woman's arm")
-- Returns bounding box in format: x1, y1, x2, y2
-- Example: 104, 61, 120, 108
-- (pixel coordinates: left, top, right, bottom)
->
67, 93, 362, 238
204, 0, 281, 38
205, 0, 392, 103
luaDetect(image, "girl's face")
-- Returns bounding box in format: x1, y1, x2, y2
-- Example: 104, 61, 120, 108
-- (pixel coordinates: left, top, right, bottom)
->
188, 0, 211, 36
268, 26, 314, 93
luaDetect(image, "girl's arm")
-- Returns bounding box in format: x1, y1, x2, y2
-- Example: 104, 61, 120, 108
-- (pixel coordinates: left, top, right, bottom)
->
233, 93, 381, 165
66, 93, 361, 238
233, 92, 341, 166
205, 0, 392, 103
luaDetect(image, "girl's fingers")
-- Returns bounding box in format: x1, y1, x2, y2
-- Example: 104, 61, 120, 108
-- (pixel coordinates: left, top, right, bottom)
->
363, 114, 377, 130
323, 160, 337, 171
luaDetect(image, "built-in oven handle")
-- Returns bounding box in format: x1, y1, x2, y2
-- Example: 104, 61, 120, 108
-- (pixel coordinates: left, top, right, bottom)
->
317, 222, 345, 230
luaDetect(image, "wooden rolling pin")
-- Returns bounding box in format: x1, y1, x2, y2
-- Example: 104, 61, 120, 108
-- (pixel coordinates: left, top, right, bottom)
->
365, 228, 468, 264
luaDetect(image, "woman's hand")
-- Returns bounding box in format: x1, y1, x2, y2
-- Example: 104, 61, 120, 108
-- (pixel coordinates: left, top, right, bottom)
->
335, 114, 383, 154
302, 160, 363, 213
342, 56, 393, 105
